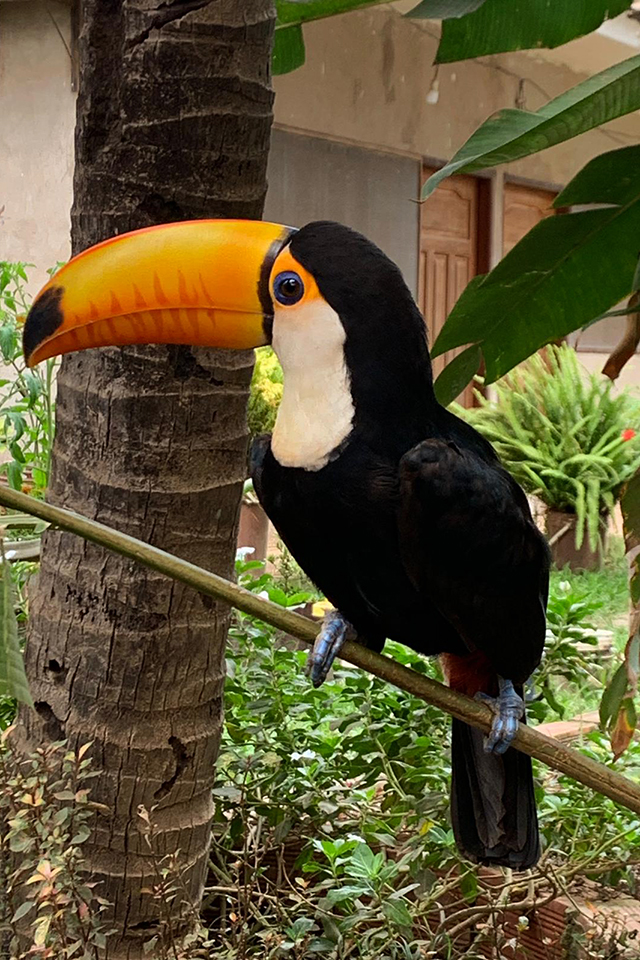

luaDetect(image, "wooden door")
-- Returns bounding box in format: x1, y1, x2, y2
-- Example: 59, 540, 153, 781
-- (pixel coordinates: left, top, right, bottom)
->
420, 168, 479, 406
503, 182, 556, 256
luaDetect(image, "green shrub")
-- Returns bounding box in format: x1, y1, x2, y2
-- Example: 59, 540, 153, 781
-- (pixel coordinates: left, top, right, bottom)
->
457, 344, 640, 549
0, 262, 59, 495
248, 347, 283, 437
201, 556, 640, 958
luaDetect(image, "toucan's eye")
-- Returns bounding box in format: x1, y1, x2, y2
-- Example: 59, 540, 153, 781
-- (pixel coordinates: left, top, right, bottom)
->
273, 271, 304, 306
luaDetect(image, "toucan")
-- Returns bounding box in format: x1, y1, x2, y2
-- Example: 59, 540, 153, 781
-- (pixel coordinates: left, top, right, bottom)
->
23, 219, 549, 869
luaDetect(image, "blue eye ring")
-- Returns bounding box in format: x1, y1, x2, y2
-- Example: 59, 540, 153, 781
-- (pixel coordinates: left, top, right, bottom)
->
273, 270, 305, 306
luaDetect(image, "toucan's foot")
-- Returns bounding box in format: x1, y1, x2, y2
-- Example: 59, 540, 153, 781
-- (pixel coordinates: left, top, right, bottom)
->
475, 677, 525, 756
306, 610, 351, 687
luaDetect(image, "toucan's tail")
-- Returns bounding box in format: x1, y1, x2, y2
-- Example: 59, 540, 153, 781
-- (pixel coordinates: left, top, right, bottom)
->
450, 713, 539, 870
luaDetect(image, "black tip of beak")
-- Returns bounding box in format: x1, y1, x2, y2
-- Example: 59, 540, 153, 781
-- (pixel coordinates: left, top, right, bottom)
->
23, 286, 65, 366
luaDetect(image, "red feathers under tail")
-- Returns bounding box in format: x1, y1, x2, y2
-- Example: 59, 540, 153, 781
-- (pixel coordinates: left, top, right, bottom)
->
442, 653, 540, 870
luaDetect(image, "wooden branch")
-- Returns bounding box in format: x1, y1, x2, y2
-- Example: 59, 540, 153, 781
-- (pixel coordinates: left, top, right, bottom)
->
3, 486, 640, 817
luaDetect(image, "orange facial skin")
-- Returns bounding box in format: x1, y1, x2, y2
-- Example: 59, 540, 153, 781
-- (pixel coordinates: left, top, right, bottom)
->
269, 247, 323, 307
23, 220, 295, 366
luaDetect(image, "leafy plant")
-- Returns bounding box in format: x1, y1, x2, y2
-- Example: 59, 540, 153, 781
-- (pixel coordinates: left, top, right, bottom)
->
273, 0, 632, 75
201, 557, 640, 957
248, 347, 283, 437
0, 735, 113, 958
458, 345, 640, 550
529, 578, 603, 722
0, 263, 58, 495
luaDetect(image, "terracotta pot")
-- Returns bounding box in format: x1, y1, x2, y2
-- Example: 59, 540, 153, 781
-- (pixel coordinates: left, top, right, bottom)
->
545, 508, 606, 572
237, 501, 270, 563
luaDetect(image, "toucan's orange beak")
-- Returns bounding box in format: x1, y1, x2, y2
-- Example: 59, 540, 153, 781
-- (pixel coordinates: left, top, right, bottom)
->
23, 220, 295, 367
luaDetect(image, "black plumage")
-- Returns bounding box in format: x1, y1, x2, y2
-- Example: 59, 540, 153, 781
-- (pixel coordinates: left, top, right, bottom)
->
251, 221, 549, 869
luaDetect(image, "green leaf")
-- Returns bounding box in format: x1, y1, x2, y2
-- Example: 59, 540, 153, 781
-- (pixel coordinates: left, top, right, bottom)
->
272, 24, 306, 75
12, 900, 35, 923
347, 843, 383, 879
433, 344, 482, 406
555, 144, 640, 208
422, 56, 640, 200
435, 0, 631, 63
276, 0, 387, 28
6, 461, 22, 492
599, 664, 628, 731
286, 917, 315, 942
626, 632, 640, 697
70, 825, 92, 845
382, 898, 413, 928
0, 545, 33, 708
409, 0, 488, 18
9, 442, 24, 465
431, 147, 640, 383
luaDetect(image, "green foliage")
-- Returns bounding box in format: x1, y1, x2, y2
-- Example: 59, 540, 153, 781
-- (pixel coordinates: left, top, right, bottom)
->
410, 0, 488, 18
203, 558, 640, 957
273, 24, 306, 75
274, 0, 390, 74
422, 60, 640, 202
0, 543, 32, 709
0, 262, 58, 495
530, 578, 603, 723
434, 0, 630, 63
0, 737, 113, 958
458, 345, 640, 549
550, 540, 629, 632
248, 347, 283, 437
274, 0, 631, 74
432, 145, 640, 397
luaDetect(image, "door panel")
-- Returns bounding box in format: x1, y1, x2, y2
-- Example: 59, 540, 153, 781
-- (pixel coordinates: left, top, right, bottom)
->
420, 169, 479, 406
503, 183, 557, 256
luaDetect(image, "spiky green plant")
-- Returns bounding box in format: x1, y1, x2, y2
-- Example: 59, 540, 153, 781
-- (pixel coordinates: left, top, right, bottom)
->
458, 345, 640, 550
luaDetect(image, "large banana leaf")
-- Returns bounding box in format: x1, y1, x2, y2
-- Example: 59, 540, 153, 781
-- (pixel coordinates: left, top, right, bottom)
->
432, 145, 640, 404
435, 0, 632, 63
422, 55, 640, 199
409, 0, 489, 17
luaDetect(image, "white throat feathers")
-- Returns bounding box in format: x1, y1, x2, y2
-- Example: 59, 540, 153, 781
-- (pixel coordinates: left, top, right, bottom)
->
271, 299, 355, 471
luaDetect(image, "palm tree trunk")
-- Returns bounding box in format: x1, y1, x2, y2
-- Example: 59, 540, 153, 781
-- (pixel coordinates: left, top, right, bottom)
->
17, 1, 275, 955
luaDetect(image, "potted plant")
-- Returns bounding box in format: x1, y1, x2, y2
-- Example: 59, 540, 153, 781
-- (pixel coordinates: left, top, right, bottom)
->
238, 348, 284, 561
458, 344, 640, 570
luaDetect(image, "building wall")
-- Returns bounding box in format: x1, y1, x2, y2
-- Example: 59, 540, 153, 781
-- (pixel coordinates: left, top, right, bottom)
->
3, 1, 640, 370
264, 130, 420, 293
0, 1, 74, 291
272, 5, 640, 188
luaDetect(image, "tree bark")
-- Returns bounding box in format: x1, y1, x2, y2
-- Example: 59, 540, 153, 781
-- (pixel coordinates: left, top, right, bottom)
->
18, 1, 275, 956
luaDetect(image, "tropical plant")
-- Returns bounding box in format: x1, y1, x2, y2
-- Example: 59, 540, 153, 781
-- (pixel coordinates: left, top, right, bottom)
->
0, 262, 58, 495
458, 345, 640, 550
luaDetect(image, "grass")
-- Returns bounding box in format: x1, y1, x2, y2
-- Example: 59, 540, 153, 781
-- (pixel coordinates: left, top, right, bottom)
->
550, 534, 629, 649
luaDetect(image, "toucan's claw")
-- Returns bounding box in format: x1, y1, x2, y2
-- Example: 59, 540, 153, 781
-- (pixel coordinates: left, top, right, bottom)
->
306, 610, 351, 687
475, 678, 525, 756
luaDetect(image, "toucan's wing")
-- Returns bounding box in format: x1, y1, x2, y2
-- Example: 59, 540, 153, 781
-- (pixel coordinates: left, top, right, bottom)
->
398, 437, 549, 684
398, 437, 547, 870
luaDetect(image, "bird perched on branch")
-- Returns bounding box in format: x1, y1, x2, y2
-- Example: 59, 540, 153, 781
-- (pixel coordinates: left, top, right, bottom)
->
23, 219, 549, 869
